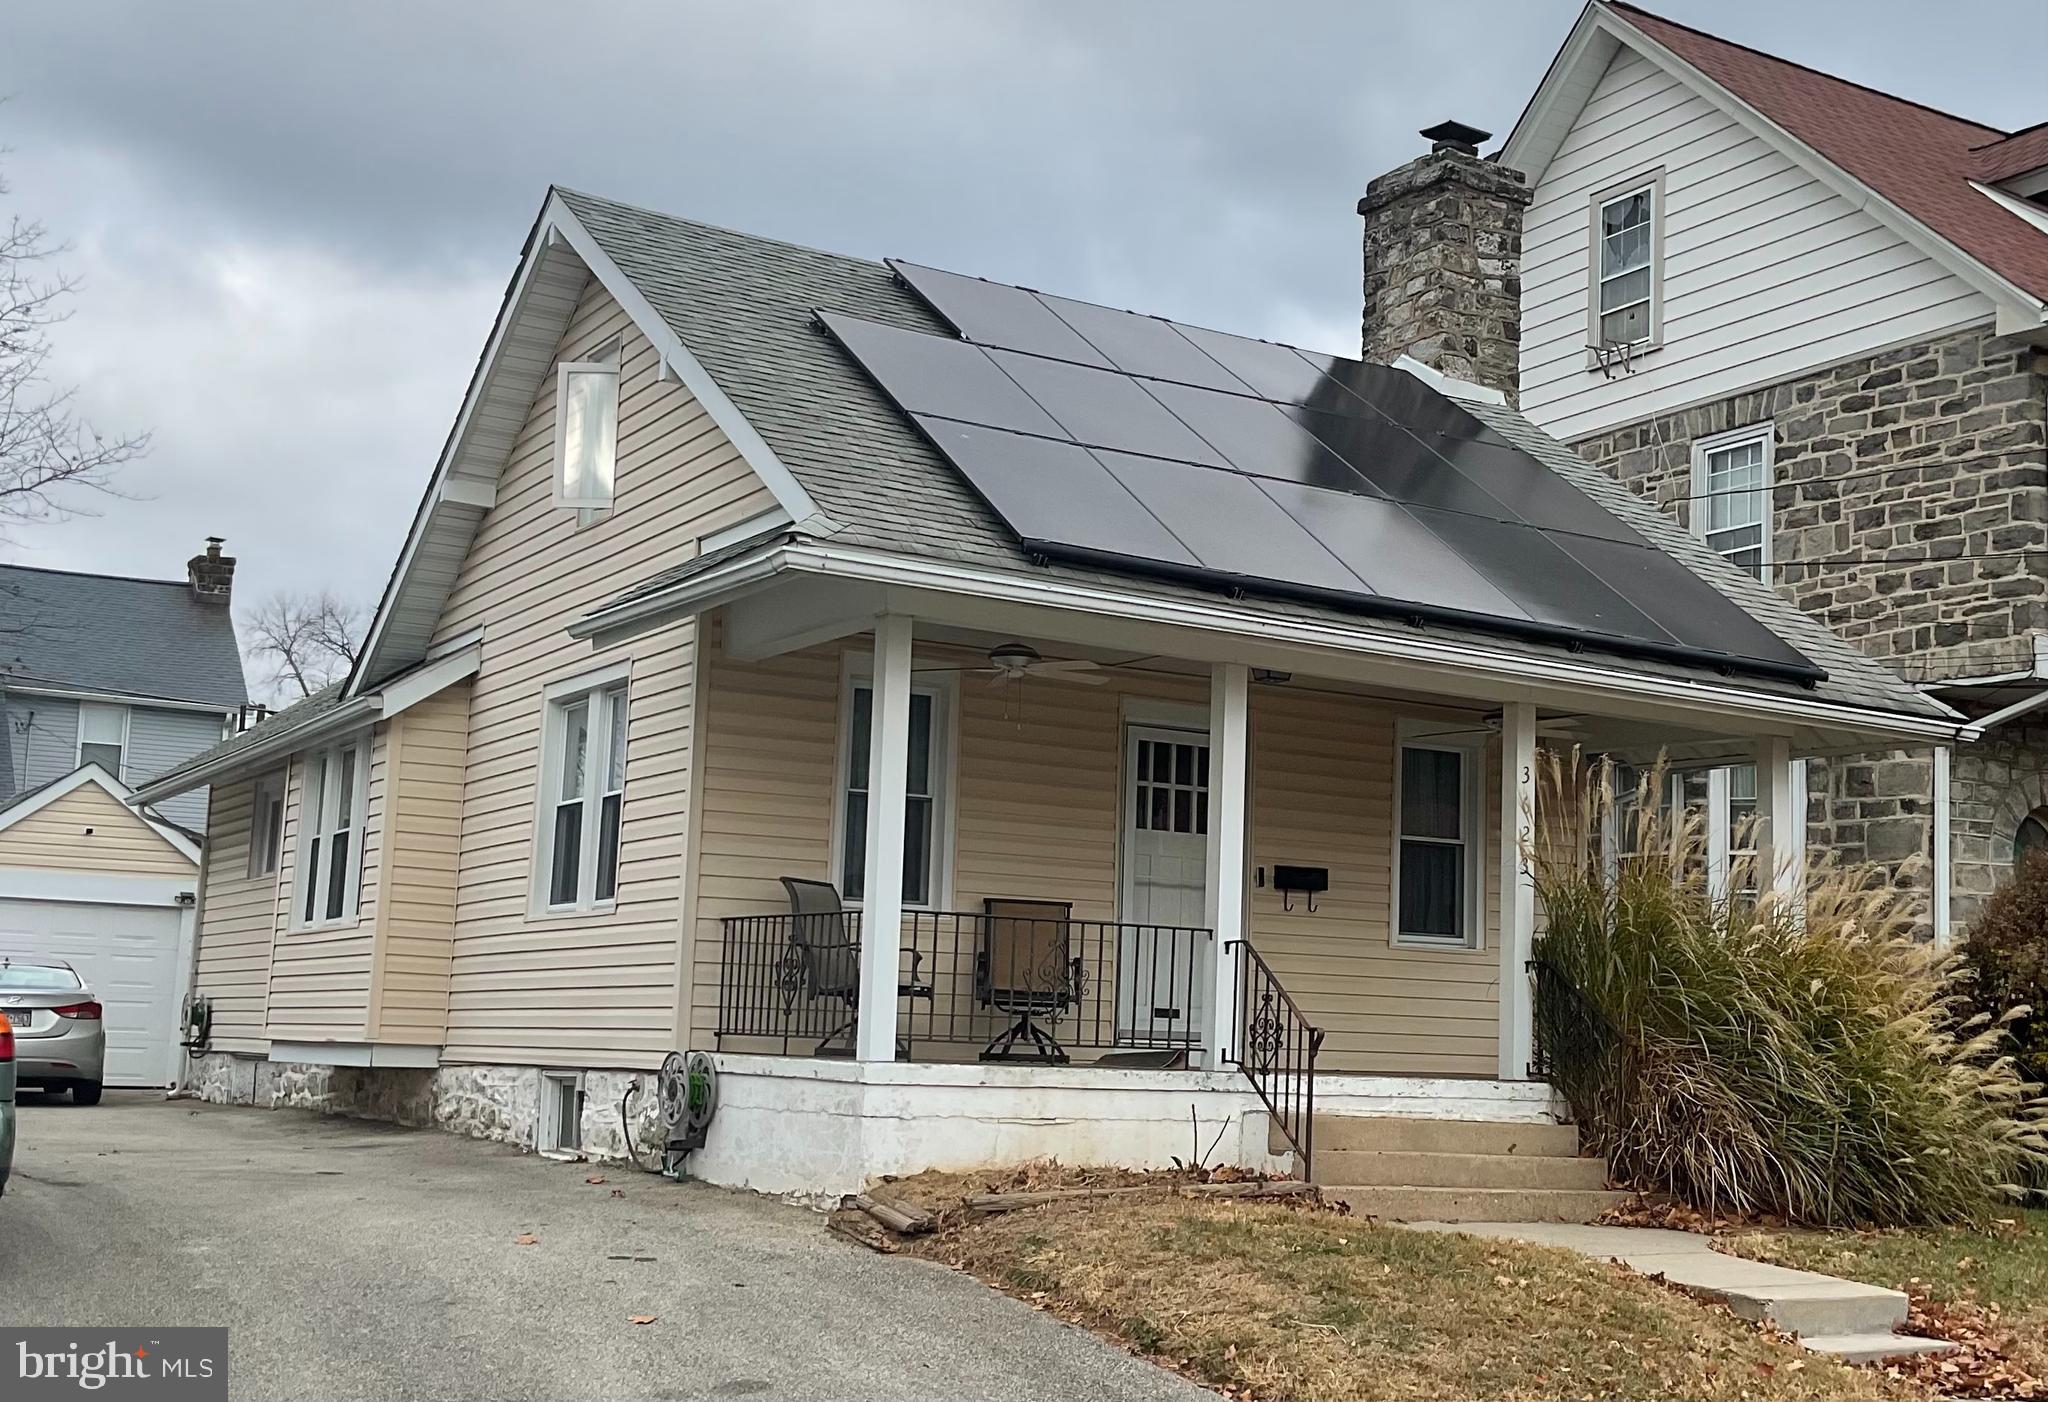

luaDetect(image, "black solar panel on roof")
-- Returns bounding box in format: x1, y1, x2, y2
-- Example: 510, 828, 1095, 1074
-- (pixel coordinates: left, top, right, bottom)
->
819, 276, 1823, 684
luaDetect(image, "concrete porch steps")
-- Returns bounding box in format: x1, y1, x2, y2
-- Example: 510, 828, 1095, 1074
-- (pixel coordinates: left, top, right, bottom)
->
1299, 1115, 1628, 1223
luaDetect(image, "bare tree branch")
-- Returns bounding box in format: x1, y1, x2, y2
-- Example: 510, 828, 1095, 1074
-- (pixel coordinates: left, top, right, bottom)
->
0, 153, 148, 553
240, 591, 364, 703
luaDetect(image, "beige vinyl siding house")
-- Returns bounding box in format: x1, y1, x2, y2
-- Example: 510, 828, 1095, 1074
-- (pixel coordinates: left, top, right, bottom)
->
144, 185, 1959, 1197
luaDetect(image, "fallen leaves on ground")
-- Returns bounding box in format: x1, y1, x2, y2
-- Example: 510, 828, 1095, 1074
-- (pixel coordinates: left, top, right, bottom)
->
627, 1314, 658, 1326
1878, 1293, 2045, 1399
512, 1233, 539, 1246
585, 1174, 606, 1185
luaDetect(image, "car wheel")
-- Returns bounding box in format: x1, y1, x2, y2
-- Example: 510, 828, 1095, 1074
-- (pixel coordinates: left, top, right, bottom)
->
71, 1082, 104, 1106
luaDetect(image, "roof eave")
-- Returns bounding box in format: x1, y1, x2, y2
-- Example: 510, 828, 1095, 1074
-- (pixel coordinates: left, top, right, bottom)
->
129, 696, 384, 806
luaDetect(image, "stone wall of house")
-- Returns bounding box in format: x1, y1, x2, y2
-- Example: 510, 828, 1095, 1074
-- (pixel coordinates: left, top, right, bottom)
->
1570, 326, 2048, 685
1570, 325, 2048, 930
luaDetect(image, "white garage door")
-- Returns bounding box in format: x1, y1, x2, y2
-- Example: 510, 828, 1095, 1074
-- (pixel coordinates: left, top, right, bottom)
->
0, 898, 183, 1088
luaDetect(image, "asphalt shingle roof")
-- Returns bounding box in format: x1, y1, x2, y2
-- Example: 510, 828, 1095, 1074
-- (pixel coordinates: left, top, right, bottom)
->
558, 187, 1944, 723
0, 564, 247, 708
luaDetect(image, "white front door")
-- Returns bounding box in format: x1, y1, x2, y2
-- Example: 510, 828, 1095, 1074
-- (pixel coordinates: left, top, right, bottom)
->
1119, 725, 1209, 1045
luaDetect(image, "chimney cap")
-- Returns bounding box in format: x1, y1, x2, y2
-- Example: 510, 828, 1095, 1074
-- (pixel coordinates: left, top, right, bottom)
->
1420, 120, 1492, 157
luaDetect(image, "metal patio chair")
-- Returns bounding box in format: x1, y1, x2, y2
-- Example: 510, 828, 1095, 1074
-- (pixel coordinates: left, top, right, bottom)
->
779, 877, 929, 1057
976, 897, 1082, 1063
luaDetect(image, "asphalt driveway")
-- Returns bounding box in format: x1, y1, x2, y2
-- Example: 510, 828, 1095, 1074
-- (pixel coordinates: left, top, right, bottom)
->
0, 1092, 1211, 1402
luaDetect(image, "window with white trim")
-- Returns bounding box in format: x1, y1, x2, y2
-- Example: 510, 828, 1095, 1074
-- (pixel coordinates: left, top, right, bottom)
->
837, 676, 951, 907
1393, 727, 1483, 949
536, 674, 629, 912
1589, 173, 1663, 353
297, 741, 368, 927
76, 702, 127, 778
248, 770, 287, 879
1694, 424, 1773, 579
552, 341, 619, 511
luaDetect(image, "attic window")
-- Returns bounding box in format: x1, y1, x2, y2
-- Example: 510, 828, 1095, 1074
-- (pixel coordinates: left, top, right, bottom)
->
1587, 171, 1664, 358
554, 341, 619, 510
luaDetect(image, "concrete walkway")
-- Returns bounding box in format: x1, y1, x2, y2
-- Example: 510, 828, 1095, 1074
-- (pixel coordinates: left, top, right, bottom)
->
1408, 1221, 1955, 1365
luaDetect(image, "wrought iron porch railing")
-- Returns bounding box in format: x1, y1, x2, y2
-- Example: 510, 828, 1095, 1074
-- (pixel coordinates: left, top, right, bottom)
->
1529, 956, 1616, 1118
1226, 938, 1324, 1179
716, 909, 1213, 1060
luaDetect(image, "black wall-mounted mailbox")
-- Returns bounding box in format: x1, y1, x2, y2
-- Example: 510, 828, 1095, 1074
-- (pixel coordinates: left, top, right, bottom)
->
1272, 864, 1329, 912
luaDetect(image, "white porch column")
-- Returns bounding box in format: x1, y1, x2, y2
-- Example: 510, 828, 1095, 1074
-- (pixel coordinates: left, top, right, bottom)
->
1203, 662, 1251, 1071
1932, 744, 1953, 947
1497, 702, 1537, 1081
856, 614, 914, 1063
1754, 735, 1804, 912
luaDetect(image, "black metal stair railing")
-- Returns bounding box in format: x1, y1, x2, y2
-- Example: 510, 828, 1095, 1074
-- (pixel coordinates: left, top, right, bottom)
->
1226, 937, 1325, 1179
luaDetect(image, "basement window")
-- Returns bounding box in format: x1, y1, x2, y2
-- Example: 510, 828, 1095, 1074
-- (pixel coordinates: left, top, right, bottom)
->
538, 1071, 584, 1158
553, 341, 619, 511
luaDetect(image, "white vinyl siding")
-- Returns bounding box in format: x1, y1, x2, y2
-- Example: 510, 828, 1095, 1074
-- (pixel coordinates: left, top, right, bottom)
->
1519, 43, 1995, 442
125, 707, 231, 829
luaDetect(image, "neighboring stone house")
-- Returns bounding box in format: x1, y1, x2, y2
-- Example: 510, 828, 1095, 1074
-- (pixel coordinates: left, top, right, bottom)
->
1363, 2, 2048, 933
1, 540, 250, 830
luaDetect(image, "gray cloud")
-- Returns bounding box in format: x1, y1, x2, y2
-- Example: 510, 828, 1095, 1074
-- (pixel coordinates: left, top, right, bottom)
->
3, 0, 2042, 615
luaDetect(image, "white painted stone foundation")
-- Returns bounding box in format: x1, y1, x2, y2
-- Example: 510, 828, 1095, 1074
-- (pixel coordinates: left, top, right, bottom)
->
182, 1049, 1563, 1202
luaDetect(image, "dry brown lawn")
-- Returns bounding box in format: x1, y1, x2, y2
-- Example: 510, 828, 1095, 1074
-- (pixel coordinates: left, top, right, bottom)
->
884, 1171, 1916, 1401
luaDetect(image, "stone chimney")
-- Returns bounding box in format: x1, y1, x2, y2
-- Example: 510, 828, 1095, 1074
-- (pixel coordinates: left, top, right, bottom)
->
1359, 120, 1532, 404
187, 536, 235, 605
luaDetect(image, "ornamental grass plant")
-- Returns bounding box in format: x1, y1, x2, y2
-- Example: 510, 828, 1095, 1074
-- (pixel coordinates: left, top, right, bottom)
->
1531, 752, 2048, 1226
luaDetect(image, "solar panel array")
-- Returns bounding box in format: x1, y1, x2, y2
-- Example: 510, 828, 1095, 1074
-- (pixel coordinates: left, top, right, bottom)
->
812, 259, 1820, 683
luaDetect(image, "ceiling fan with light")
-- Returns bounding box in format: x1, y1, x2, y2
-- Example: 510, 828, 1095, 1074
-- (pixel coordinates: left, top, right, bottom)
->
918, 641, 1107, 689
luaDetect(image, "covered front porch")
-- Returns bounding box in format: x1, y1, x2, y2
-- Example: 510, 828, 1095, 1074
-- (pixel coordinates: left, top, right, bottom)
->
573, 547, 1913, 1182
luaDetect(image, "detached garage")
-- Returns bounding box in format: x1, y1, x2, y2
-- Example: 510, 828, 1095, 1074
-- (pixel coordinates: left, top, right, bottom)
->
0, 766, 200, 1089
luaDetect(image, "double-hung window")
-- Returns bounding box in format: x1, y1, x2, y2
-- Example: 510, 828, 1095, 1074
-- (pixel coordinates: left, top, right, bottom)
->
298, 742, 367, 926
536, 670, 629, 913
1393, 726, 1482, 949
76, 702, 128, 778
1694, 424, 1773, 578
1589, 172, 1663, 353
553, 341, 620, 511
248, 770, 287, 880
837, 676, 949, 906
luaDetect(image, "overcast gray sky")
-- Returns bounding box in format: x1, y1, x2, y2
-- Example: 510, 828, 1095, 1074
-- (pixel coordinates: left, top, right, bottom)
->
4, 1, 2043, 620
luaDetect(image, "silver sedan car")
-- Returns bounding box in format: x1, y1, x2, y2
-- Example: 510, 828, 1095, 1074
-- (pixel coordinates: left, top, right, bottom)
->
0, 958, 106, 1104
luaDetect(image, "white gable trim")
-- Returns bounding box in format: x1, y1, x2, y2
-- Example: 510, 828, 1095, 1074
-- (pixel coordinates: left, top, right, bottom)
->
0, 764, 201, 866
1503, 3, 2047, 325
350, 190, 827, 696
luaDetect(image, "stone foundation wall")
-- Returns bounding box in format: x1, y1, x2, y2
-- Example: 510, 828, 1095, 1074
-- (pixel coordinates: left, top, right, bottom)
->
182, 1053, 666, 1164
